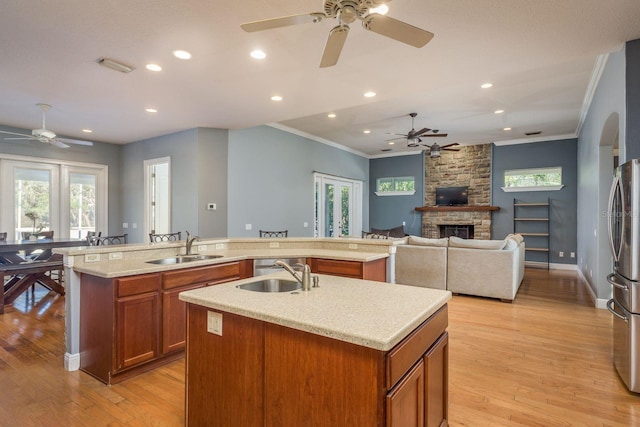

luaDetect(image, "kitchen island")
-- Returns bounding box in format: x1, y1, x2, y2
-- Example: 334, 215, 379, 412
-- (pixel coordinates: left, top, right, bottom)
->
180, 272, 451, 427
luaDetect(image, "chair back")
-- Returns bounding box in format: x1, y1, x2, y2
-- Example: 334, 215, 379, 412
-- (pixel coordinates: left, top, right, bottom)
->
86, 231, 102, 245
0, 232, 6, 241
149, 232, 182, 243
38, 230, 54, 239
91, 234, 128, 246
259, 230, 288, 238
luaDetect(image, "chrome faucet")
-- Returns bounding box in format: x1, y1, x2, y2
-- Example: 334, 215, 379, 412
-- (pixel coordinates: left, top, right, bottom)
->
185, 230, 200, 255
274, 259, 313, 291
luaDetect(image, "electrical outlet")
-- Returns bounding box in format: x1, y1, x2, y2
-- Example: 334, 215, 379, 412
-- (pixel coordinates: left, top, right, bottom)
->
207, 202, 216, 210
197, 245, 208, 251
109, 252, 123, 260
570, 252, 575, 258
207, 311, 223, 336
303, 222, 309, 228
402, 221, 406, 226
84, 254, 101, 263
215, 243, 224, 250
269, 242, 280, 248
559, 251, 564, 257
349, 243, 358, 250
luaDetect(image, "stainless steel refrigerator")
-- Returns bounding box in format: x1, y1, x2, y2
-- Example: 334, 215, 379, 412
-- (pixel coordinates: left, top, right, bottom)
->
607, 158, 640, 393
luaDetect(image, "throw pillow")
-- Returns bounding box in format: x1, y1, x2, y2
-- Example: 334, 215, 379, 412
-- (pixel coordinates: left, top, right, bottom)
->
449, 236, 507, 250
408, 236, 449, 247
362, 231, 389, 239
372, 225, 406, 238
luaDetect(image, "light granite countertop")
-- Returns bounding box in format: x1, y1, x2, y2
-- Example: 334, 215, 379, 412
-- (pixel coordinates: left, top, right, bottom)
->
179, 272, 451, 351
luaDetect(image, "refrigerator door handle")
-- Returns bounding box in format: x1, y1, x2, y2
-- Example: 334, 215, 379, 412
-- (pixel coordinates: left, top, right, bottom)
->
607, 299, 628, 323
606, 273, 629, 290
608, 175, 622, 263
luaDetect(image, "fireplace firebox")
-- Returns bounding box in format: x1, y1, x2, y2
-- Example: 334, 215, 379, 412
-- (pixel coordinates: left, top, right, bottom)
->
439, 225, 474, 239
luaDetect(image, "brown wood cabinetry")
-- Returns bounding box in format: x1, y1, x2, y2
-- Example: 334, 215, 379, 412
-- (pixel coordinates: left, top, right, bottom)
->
309, 257, 387, 281
80, 260, 251, 384
185, 303, 448, 426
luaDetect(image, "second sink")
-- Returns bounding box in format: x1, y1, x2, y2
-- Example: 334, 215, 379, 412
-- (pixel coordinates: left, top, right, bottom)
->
236, 278, 301, 293
147, 254, 223, 265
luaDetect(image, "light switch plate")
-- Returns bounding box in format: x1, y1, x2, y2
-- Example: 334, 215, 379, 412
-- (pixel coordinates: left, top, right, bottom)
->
349, 243, 358, 249
215, 243, 224, 250
269, 242, 280, 248
84, 254, 101, 263
109, 252, 123, 260
207, 311, 223, 336
197, 245, 208, 251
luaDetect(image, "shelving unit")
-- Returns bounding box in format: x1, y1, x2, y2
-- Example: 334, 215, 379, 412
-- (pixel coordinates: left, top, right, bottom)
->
513, 198, 550, 268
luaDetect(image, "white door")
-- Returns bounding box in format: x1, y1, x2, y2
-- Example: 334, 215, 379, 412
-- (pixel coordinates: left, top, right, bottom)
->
314, 173, 362, 238
144, 157, 171, 237
60, 165, 108, 239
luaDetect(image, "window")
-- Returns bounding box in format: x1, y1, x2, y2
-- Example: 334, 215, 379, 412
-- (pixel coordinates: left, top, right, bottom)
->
375, 176, 415, 196
502, 167, 564, 192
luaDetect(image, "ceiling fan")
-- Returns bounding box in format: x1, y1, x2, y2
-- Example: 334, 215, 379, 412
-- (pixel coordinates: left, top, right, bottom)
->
386, 112, 458, 157
0, 103, 93, 149
241, 0, 434, 68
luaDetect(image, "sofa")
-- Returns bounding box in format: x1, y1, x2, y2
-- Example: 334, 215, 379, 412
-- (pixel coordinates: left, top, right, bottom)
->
394, 234, 525, 302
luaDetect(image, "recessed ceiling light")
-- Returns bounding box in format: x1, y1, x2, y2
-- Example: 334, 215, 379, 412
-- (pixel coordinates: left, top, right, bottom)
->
271, 95, 283, 101
503, 127, 512, 131
494, 109, 504, 114
327, 113, 336, 118
481, 83, 493, 89
250, 50, 266, 59
370, 4, 389, 14
363, 130, 371, 134
146, 63, 162, 72
364, 91, 376, 98
145, 108, 158, 113
388, 141, 395, 145
173, 50, 192, 60
82, 129, 93, 133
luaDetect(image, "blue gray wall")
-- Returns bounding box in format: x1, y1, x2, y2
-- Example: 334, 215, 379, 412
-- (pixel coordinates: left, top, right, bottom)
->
369, 153, 424, 236
578, 47, 626, 303
0, 124, 122, 234
227, 125, 369, 237
492, 139, 578, 265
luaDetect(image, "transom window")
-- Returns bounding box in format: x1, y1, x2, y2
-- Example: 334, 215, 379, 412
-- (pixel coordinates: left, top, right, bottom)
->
502, 167, 563, 192
375, 176, 416, 196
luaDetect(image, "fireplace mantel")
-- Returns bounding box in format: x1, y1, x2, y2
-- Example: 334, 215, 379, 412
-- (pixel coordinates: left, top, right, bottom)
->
415, 205, 500, 212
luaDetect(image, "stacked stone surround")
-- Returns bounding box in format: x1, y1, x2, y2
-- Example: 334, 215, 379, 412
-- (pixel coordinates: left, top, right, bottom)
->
421, 144, 493, 239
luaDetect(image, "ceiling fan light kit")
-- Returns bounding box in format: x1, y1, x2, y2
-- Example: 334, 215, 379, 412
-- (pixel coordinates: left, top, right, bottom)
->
241, 0, 434, 68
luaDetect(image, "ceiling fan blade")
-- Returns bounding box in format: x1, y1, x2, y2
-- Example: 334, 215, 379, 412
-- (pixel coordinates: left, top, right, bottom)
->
413, 128, 431, 137
0, 130, 33, 138
2, 137, 33, 141
58, 137, 94, 146
443, 147, 460, 151
241, 12, 324, 32
320, 25, 349, 68
441, 143, 460, 149
49, 139, 70, 149
423, 133, 448, 137
385, 132, 409, 137
362, 14, 434, 48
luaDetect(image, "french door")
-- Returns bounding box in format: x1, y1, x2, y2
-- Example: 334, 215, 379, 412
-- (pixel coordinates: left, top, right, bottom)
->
0, 157, 107, 240
314, 173, 362, 237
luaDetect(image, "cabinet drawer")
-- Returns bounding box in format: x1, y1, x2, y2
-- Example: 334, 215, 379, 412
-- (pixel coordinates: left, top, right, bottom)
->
310, 258, 362, 278
163, 262, 241, 289
385, 305, 448, 389
117, 273, 161, 297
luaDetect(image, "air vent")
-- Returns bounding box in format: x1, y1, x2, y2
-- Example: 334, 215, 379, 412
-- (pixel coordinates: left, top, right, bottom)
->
96, 57, 135, 73
380, 148, 392, 152
525, 131, 542, 136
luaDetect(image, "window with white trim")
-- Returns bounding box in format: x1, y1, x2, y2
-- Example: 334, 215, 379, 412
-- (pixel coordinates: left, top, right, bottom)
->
375, 176, 415, 196
502, 167, 564, 192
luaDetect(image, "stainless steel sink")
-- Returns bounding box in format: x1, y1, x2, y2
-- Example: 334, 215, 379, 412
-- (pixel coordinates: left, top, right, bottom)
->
146, 254, 223, 265
236, 278, 301, 293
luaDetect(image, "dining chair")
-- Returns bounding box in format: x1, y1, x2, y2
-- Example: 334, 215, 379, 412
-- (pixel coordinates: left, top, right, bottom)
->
149, 232, 182, 243
259, 230, 288, 238
37, 230, 54, 239
91, 234, 128, 245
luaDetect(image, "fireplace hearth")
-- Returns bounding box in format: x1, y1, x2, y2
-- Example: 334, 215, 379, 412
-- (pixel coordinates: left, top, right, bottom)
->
439, 225, 474, 239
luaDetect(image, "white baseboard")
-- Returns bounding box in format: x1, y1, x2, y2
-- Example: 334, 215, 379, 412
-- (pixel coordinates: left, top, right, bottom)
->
524, 261, 578, 270
65, 352, 80, 371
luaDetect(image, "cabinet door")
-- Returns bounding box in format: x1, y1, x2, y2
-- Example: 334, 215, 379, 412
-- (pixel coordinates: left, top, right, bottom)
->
162, 283, 204, 354
386, 359, 425, 427
116, 292, 161, 370
424, 332, 448, 427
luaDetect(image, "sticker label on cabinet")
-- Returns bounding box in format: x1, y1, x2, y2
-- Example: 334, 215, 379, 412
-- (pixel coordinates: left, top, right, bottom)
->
207, 311, 223, 336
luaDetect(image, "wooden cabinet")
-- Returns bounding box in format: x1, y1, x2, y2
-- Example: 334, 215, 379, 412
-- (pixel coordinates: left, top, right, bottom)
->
309, 257, 387, 281
80, 260, 251, 384
185, 303, 448, 426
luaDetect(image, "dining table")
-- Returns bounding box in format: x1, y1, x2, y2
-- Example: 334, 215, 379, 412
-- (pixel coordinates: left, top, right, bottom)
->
1, 238, 88, 313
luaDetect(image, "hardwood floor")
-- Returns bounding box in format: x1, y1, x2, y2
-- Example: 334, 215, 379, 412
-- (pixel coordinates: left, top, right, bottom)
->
1, 268, 638, 426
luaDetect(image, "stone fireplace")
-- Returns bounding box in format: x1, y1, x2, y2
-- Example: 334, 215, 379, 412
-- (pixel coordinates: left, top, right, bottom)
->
420, 144, 494, 240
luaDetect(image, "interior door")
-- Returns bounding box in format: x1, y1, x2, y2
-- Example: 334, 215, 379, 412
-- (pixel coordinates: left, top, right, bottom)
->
144, 157, 171, 238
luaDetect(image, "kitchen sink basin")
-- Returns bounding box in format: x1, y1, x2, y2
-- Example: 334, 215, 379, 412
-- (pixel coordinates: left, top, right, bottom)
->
236, 278, 301, 293
146, 254, 223, 265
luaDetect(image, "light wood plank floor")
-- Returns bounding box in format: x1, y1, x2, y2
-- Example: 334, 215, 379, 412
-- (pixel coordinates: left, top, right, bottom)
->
1, 269, 638, 426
